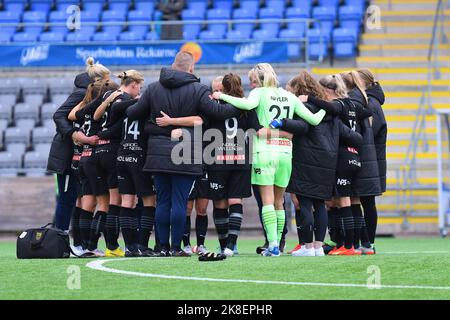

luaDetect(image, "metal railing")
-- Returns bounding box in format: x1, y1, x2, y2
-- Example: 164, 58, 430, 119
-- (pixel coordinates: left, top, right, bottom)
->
394, 0, 449, 229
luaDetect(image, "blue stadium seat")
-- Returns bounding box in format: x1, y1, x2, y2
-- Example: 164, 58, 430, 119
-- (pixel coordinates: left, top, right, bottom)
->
265, 0, 285, 12
33, 126, 54, 143
145, 31, 159, 41
135, 1, 155, 12
128, 10, 151, 34
199, 30, 223, 40
226, 29, 248, 40
0, 11, 20, 39
188, 0, 208, 13
240, 0, 259, 12
233, 8, 256, 35
92, 32, 118, 42
3, 0, 27, 12
312, 6, 336, 37
252, 28, 278, 40
291, 0, 312, 11
233, 8, 257, 19
0, 33, 11, 43
153, 10, 162, 21
119, 31, 145, 41
49, 11, 71, 34
108, 0, 129, 11
333, 27, 357, 58
206, 9, 231, 36
30, 1, 53, 13
13, 32, 39, 43
259, 7, 282, 33
214, 0, 234, 11
339, 6, 363, 31
307, 28, 330, 59
56, 1, 79, 12
39, 32, 65, 43
345, 0, 365, 11
183, 24, 202, 40
102, 10, 127, 22
318, 0, 339, 8
279, 27, 304, 38
285, 6, 310, 33
65, 32, 92, 42
22, 11, 47, 35
182, 9, 204, 20
5, 127, 30, 145
83, 1, 104, 14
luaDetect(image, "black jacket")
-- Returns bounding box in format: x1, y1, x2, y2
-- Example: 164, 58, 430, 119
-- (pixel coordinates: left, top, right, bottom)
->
126, 68, 241, 176
367, 83, 387, 193
47, 72, 93, 174
349, 88, 382, 197
284, 102, 363, 200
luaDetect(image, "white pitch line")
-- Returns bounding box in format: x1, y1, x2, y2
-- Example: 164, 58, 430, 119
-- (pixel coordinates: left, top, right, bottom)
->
86, 258, 450, 291
380, 251, 450, 255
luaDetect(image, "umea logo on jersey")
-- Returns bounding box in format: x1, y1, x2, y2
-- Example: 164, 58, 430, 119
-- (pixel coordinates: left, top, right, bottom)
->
20, 45, 50, 66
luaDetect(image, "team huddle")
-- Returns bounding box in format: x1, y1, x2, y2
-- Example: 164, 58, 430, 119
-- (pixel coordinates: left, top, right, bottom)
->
47, 51, 386, 259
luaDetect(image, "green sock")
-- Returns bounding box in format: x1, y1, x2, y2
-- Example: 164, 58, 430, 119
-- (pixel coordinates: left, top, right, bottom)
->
275, 210, 285, 243
262, 205, 277, 247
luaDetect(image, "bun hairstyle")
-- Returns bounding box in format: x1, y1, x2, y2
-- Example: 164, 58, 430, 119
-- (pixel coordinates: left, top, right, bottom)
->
117, 70, 144, 86
288, 71, 329, 101
319, 74, 348, 99
248, 63, 279, 88
79, 79, 115, 109
340, 70, 368, 104
85, 57, 110, 82
357, 69, 377, 90
222, 73, 244, 98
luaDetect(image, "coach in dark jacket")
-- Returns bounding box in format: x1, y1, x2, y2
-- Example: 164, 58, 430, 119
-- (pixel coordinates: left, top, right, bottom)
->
46, 72, 93, 231
366, 83, 387, 193
127, 51, 240, 256
349, 88, 382, 197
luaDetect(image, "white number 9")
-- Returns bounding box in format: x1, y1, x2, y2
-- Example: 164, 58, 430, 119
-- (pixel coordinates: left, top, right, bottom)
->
225, 117, 238, 139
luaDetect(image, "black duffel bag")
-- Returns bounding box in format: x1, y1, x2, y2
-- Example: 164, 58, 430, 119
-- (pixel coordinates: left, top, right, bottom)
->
17, 223, 71, 259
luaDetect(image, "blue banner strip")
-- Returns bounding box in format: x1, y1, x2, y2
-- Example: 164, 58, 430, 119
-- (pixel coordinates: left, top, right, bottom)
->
0, 41, 290, 67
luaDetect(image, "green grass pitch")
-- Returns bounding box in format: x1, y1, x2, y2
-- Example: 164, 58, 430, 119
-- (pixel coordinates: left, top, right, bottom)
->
1, 237, 449, 300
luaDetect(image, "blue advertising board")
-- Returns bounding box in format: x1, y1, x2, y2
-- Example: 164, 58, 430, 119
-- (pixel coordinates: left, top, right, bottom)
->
0, 41, 291, 67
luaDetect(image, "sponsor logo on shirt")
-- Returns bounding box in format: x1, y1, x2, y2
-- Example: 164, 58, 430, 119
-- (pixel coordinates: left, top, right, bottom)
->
266, 140, 292, 146
347, 147, 359, 154
348, 159, 361, 167
216, 155, 246, 161
254, 168, 262, 175
337, 179, 350, 186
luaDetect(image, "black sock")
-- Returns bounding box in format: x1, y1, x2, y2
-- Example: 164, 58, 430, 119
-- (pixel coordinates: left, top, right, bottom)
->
183, 216, 191, 247
213, 207, 229, 250
196, 215, 208, 246
71, 206, 82, 247
328, 207, 337, 243
139, 206, 155, 249
298, 196, 314, 244
295, 208, 303, 244
88, 211, 106, 251
334, 208, 344, 248
227, 204, 243, 249
351, 204, 363, 249
120, 207, 137, 251
338, 206, 354, 249
105, 205, 120, 250
361, 196, 378, 245
79, 209, 93, 250
313, 200, 328, 242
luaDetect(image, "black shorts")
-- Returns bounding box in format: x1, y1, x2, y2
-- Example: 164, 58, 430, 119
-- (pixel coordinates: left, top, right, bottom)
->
117, 156, 156, 197
188, 174, 210, 200
78, 155, 94, 196
207, 169, 252, 200
89, 145, 119, 196
333, 148, 361, 197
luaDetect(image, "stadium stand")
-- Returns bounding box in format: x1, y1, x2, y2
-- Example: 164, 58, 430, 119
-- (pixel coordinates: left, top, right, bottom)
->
0, 0, 366, 59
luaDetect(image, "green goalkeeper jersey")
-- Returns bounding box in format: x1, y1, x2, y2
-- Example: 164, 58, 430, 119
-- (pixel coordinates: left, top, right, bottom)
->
220, 87, 326, 154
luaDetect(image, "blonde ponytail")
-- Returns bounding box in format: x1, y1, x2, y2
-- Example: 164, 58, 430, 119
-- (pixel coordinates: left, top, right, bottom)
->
85, 57, 110, 82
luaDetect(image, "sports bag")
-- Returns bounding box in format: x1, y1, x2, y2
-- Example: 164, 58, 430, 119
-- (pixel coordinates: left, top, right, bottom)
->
16, 223, 71, 259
